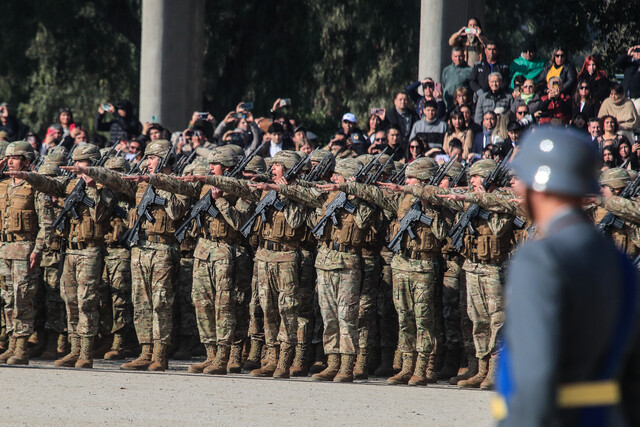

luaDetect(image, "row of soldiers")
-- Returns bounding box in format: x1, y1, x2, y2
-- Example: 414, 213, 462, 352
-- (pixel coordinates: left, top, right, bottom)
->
0, 137, 637, 388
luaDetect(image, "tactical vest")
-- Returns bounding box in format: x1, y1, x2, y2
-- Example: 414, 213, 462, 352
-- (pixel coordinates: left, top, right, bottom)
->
312, 191, 366, 247
64, 179, 109, 242
460, 202, 512, 264
105, 201, 131, 246
128, 182, 177, 238
388, 194, 441, 253
0, 179, 38, 238
255, 190, 305, 244
198, 184, 239, 243
594, 206, 640, 257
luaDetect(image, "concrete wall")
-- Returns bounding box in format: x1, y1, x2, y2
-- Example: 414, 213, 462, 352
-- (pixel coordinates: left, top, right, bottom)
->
139, 0, 204, 133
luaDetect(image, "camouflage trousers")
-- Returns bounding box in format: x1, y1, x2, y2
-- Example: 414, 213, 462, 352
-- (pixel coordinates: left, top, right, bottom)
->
247, 261, 264, 341
374, 250, 398, 352
233, 245, 253, 344
297, 248, 316, 346
442, 255, 463, 350
391, 254, 441, 354
175, 256, 198, 338
358, 253, 381, 352
462, 260, 504, 359
0, 246, 40, 337
101, 248, 133, 334
131, 243, 178, 345
60, 247, 105, 337
255, 249, 300, 347
316, 252, 362, 355
41, 258, 67, 333
192, 241, 236, 345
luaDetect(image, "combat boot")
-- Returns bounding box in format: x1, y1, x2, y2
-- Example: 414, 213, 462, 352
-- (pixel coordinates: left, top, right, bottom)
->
308, 343, 327, 374
75, 336, 94, 369
0, 326, 7, 353
227, 342, 243, 373
408, 352, 429, 386
425, 352, 438, 383
353, 350, 369, 380
104, 332, 126, 360
392, 348, 402, 373
289, 344, 309, 377
250, 345, 279, 377
120, 344, 154, 371
0, 334, 16, 364
188, 343, 217, 373
450, 349, 478, 385
480, 354, 497, 390
57, 333, 70, 357
204, 344, 229, 375
7, 336, 29, 365
334, 354, 356, 383
273, 344, 295, 378
373, 347, 395, 377
40, 331, 61, 360
458, 355, 489, 388
242, 339, 263, 371
387, 352, 416, 385
311, 353, 340, 381
54, 334, 80, 367
438, 346, 462, 380
28, 330, 45, 358
148, 342, 168, 371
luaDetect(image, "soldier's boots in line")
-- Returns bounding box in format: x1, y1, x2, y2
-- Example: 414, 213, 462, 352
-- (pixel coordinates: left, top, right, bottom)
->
392, 349, 403, 373
148, 342, 168, 371
289, 344, 309, 377
28, 331, 46, 358
189, 344, 217, 373
450, 348, 479, 385
437, 346, 462, 381
273, 344, 295, 378
480, 354, 497, 390
104, 332, 126, 360
121, 344, 154, 371
458, 355, 489, 388
7, 336, 29, 365
227, 342, 243, 373
373, 347, 395, 377
310, 353, 340, 381
54, 335, 81, 367
75, 337, 94, 369
387, 352, 416, 385
0, 335, 17, 364
250, 345, 279, 377
353, 350, 368, 380
308, 343, 327, 375
334, 354, 356, 383
242, 339, 263, 371
204, 344, 230, 375
0, 325, 7, 353
425, 352, 438, 384
408, 352, 429, 386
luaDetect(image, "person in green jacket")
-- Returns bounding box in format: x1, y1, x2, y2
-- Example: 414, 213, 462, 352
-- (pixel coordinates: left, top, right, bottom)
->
509, 40, 546, 89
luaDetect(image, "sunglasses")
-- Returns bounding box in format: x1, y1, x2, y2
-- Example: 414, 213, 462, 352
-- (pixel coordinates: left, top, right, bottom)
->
516, 110, 528, 115
342, 120, 354, 124
375, 138, 387, 142
423, 82, 434, 89
522, 85, 534, 89
410, 145, 421, 149
579, 86, 589, 90
555, 53, 566, 57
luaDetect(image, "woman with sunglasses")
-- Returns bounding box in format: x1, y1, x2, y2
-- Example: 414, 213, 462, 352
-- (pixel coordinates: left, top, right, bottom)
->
577, 55, 611, 102
572, 79, 599, 120
404, 138, 424, 163
510, 79, 543, 116
539, 47, 578, 95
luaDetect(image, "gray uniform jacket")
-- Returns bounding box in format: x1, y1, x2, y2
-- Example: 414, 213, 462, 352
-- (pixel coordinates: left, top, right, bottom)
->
502, 207, 640, 427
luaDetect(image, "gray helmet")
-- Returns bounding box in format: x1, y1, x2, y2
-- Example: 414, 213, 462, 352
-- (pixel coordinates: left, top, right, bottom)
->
104, 156, 130, 172
5, 140, 36, 162
405, 157, 437, 180
72, 143, 101, 164
271, 150, 301, 170
334, 158, 360, 178
468, 159, 496, 178
600, 168, 630, 189
511, 126, 600, 196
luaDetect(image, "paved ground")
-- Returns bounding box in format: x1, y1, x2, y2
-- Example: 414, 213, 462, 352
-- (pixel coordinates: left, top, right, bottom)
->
1, 359, 494, 426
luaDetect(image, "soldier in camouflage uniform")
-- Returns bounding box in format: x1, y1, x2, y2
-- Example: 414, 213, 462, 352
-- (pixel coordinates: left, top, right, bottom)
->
199, 150, 306, 378
323, 157, 447, 386
66, 139, 189, 371
0, 142, 8, 353
11, 144, 113, 368
0, 141, 46, 365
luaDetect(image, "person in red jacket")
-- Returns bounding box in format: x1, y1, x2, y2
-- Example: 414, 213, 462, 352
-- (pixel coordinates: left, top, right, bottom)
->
535, 77, 572, 124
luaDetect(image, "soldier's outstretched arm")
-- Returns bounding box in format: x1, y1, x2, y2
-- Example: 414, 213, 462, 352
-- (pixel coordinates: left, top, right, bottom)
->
205, 175, 260, 202
464, 192, 522, 215
279, 184, 326, 208
85, 166, 136, 200
10, 172, 67, 198
149, 173, 200, 198
341, 182, 398, 213
599, 196, 640, 224
406, 184, 464, 211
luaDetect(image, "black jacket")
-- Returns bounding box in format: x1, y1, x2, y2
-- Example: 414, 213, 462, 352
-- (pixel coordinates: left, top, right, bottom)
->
385, 107, 419, 143
255, 138, 296, 158
538, 63, 578, 96
469, 60, 510, 94
616, 54, 640, 99
0, 115, 29, 142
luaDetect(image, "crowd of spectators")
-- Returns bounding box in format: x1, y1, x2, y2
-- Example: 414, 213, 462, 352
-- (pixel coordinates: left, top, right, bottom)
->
2, 18, 640, 173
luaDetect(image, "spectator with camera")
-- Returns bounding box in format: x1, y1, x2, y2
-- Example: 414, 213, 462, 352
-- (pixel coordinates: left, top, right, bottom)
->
616, 45, 640, 114
598, 83, 639, 143
368, 130, 389, 155
0, 103, 29, 142
474, 72, 512, 124
385, 92, 419, 144
40, 124, 64, 155
509, 40, 546, 89
469, 41, 510, 97
448, 17, 488, 67
95, 99, 141, 146
539, 47, 578, 96
365, 113, 385, 145
409, 100, 448, 150
535, 77, 572, 124
326, 132, 357, 159
406, 77, 446, 120
442, 47, 472, 108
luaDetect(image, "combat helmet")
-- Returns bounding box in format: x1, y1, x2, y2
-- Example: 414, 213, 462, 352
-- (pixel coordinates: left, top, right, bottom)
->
334, 158, 360, 179
405, 157, 437, 180
105, 156, 130, 172
271, 150, 301, 170
599, 168, 630, 189
145, 139, 172, 158
245, 156, 267, 174
5, 140, 36, 162
511, 126, 600, 196
72, 143, 101, 164
468, 159, 497, 178
46, 146, 68, 165
208, 147, 238, 168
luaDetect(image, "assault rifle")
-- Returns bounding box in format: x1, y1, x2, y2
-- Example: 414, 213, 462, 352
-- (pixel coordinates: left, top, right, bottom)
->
303, 153, 334, 182
121, 142, 176, 246
387, 200, 433, 253
597, 171, 640, 233
174, 143, 268, 243
225, 141, 268, 177
447, 149, 513, 251
364, 150, 395, 185
239, 154, 311, 238
29, 155, 45, 172
172, 149, 198, 175
387, 153, 422, 185
450, 163, 467, 187
51, 144, 116, 232
427, 155, 458, 186
353, 146, 388, 183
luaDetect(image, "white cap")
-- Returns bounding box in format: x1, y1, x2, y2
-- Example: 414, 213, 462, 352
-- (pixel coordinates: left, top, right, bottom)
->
342, 113, 357, 123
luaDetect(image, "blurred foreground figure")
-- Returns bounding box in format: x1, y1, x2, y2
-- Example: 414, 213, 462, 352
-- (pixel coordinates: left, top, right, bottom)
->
496, 126, 640, 426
